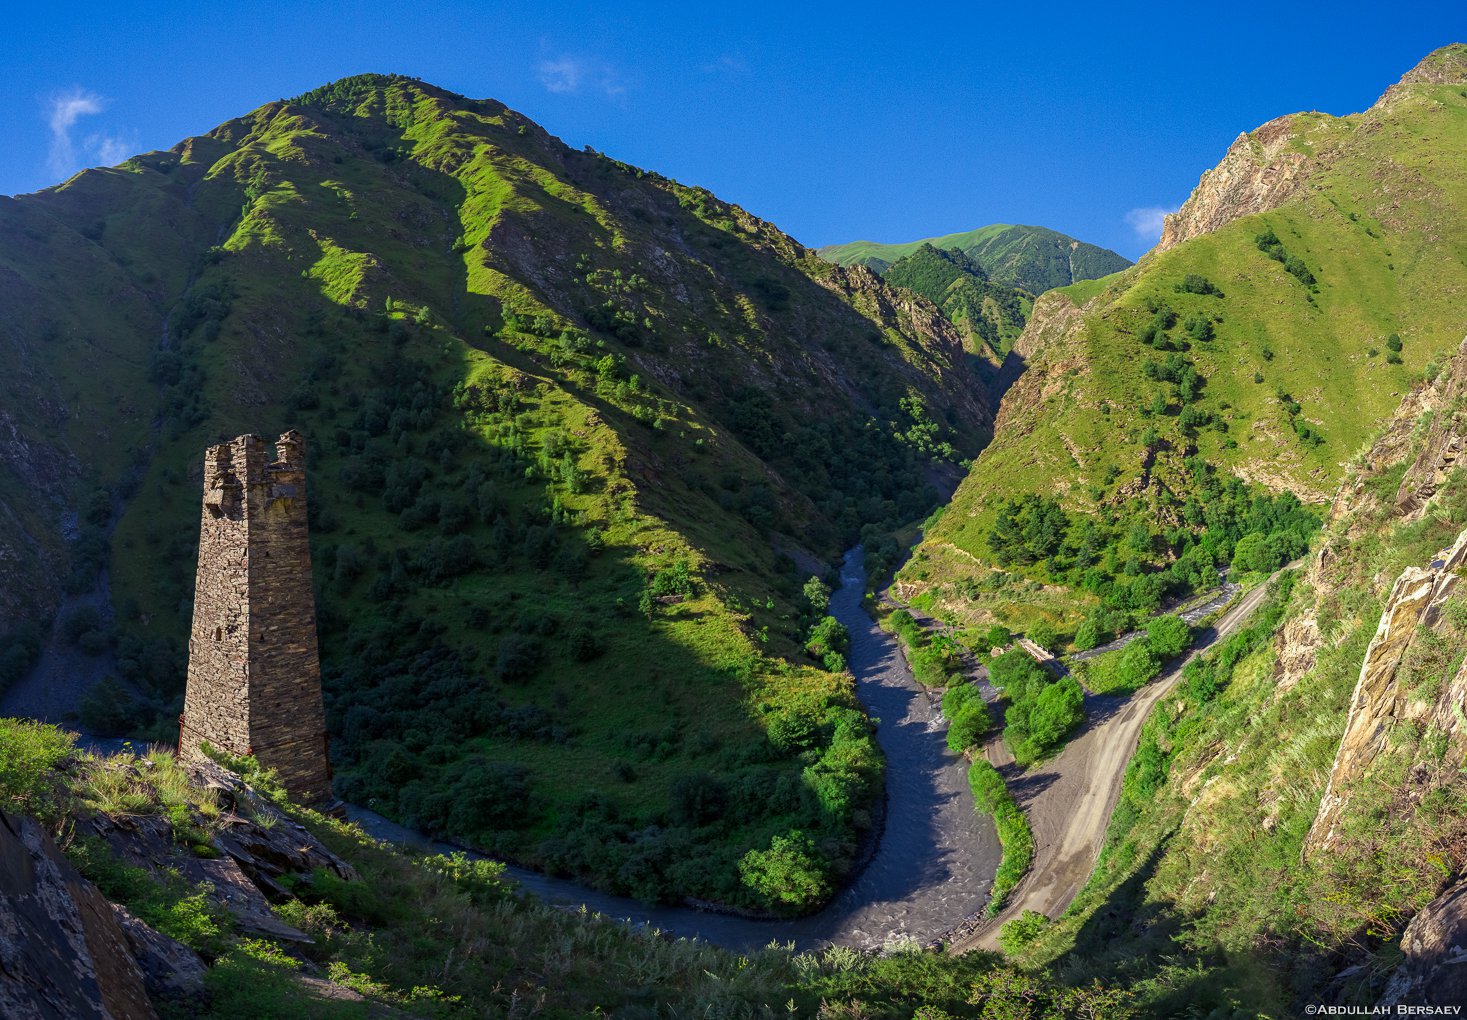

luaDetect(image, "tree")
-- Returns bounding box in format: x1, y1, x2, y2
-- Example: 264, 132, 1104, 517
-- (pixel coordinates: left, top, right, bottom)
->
1144, 615, 1192, 659
1073, 618, 1106, 651
1116, 639, 1161, 690
1232, 532, 1283, 573
738, 830, 830, 910
1386, 332, 1404, 352
805, 616, 850, 663
1027, 678, 1084, 749
1027, 621, 1058, 650
946, 702, 991, 753
802, 576, 831, 614
980, 624, 1010, 652
988, 495, 1069, 567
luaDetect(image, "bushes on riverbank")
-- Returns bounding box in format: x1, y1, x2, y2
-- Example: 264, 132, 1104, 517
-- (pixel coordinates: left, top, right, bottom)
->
1073, 614, 1194, 695
969, 758, 1034, 914
941, 683, 990, 753
990, 649, 1084, 765
888, 608, 964, 688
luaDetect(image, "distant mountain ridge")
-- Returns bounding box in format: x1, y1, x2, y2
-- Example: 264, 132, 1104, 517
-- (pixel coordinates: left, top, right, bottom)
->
818, 223, 1132, 293
880, 243, 1031, 359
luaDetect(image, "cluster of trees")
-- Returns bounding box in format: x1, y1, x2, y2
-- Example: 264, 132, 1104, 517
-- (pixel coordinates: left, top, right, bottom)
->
720, 384, 957, 568
1255, 227, 1318, 288
1175, 273, 1224, 298
983, 460, 1318, 647
1082, 615, 1194, 694
799, 576, 849, 672
0, 621, 44, 697
888, 609, 967, 688
989, 649, 1085, 765
987, 495, 1068, 567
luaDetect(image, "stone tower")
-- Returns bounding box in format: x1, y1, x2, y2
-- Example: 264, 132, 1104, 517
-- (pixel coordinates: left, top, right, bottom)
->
179, 431, 332, 803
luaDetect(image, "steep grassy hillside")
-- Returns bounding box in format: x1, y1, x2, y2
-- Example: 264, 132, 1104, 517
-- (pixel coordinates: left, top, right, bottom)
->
900, 46, 1467, 645
818, 223, 1131, 293
0, 74, 992, 908
882, 244, 1032, 360
996, 336, 1467, 1013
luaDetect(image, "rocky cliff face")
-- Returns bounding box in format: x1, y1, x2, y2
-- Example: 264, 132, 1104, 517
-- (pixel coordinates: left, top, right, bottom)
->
1306, 527, 1467, 853
1157, 115, 1317, 253
1394, 337, 1467, 521
1159, 46, 1467, 254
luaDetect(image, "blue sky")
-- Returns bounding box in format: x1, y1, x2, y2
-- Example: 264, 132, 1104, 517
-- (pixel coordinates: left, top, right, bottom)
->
4, 2, 1464, 259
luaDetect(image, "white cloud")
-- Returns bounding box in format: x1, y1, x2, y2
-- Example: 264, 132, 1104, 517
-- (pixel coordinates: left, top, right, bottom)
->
536, 55, 625, 98
700, 53, 749, 76
88, 131, 136, 167
1124, 205, 1177, 243
43, 86, 134, 178
46, 87, 105, 176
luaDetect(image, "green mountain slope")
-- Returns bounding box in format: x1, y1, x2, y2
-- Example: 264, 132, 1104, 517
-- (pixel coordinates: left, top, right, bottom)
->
818, 223, 1132, 293
899, 45, 1467, 645
883, 243, 1032, 358
0, 74, 992, 909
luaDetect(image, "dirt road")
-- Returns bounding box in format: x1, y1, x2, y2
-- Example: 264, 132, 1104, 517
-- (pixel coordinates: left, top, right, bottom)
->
954, 573, 1282, 952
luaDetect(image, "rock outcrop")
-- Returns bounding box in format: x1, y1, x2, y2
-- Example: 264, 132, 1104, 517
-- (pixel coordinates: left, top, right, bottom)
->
1157, 115, 1316, 253
84, 758, 357, 943
0, 809, 158, 1020
1305, 528, 1467, 853
1395, 337, 1467, 521
1379, 876, 1467, 1007
1160, 46, 1467, 255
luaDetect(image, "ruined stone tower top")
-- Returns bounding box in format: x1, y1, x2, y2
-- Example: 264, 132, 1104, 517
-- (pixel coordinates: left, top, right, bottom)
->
180, 431, 331, 804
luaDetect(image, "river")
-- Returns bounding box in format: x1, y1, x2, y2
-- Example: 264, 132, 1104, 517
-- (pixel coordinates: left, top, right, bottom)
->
349, 545, 1002, 952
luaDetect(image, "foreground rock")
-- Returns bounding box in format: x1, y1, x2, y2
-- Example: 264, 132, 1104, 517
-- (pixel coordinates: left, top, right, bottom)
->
0, 809, 160, 1020
1380, 878, 1467, 1007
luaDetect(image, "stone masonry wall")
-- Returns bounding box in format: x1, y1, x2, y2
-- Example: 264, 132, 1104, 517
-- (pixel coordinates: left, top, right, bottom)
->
179, 432, 331, 804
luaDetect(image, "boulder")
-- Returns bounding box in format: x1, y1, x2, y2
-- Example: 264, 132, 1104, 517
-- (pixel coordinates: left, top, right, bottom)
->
0, 809, 156, 1020
1380, 879, 1467, 1006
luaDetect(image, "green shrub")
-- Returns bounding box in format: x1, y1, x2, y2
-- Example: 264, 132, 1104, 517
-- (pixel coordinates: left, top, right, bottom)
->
1027, 621, 1058, 649
1026, 678, 1084, 749
1073, 618, 1106, 651
737, 830, 830, 912
1144, 615, 1192, 659
1232, 532, 1285, 573
997, 909, 1050, 955
968, 760, 1034, 913
946, 702, 991, 753
805, 616, 850, 664
1175, 274, 1223, 297
1115, 639, 1161, 690
0, 719, 75, 812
